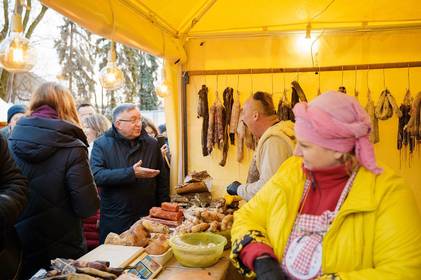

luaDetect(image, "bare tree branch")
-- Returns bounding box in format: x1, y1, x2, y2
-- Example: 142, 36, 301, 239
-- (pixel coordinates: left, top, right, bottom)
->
24, 4, 47, 39
22, 0, 31, 30
0, 0, 9, 42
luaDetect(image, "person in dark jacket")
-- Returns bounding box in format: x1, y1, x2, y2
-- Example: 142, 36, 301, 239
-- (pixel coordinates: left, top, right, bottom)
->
0, 135, 28, 280
8, 82, 100, 279
0, 104, 27, 139
90, 104, 170, 243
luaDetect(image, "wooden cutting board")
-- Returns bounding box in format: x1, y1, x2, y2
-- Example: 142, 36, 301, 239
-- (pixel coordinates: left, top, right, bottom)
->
78, 244, 145, 268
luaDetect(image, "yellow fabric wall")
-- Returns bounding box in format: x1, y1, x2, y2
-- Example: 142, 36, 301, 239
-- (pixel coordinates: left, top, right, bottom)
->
184, 29, 421, 209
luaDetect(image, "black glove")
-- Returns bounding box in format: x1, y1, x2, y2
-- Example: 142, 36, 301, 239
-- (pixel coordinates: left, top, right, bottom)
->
254, 256, 286, 280
226, 181, 241, 195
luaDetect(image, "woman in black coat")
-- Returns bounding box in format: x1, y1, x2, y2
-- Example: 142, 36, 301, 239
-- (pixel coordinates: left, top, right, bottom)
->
0, 134, 27, 280
9, 82, 100, 279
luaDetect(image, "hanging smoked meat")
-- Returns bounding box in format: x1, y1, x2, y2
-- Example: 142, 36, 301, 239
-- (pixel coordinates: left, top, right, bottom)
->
220, 87, 234, 166
398, 90, 413, 152
290, 81, 307, 122
375, 89, 402, 120
206, 102, 216, 154
229, 93, 241, 144
277, 90, 294, 121
406, 91, 421, 142
236, 109, 245, 162
207, 95, 225, 155
365, 89, 380, 144
197, 85, 209, 156
338, 86, 347, 93
214, 100, 225, 148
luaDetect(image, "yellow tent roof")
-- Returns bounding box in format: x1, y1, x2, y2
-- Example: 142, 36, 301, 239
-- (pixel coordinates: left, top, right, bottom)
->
41, 0, 421, 60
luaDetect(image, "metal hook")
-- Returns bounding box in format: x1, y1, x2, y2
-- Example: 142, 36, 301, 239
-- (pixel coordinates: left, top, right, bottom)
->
216, 75, 219, 99
236, 74, 240, 92
318, 66, 321, 95
354, 66, 359, 98
271, 69, 274, 95
382, 68, 386, 89
341, 65, 344, 86
366, 65, 370, 91
283, 71, 286, 92
250, 69, 254, 94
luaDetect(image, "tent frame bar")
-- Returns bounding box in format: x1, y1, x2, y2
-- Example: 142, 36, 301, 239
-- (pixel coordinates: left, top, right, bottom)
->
187, 61, 421, 76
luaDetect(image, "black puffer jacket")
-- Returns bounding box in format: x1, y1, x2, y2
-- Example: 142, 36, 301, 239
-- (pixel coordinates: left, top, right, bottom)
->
9, 117, 99, 279
91, 126, 169, 243
0, 134, 27, 280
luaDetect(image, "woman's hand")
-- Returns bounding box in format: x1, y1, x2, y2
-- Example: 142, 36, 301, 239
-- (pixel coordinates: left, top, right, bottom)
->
160, 144, 168, 159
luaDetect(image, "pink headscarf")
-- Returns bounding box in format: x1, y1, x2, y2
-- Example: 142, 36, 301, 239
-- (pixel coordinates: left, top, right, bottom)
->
293, 90, 383, 174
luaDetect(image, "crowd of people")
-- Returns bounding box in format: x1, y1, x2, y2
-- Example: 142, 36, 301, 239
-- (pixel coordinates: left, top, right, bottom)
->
1, 81, 421, 279
0, 82, 170, 279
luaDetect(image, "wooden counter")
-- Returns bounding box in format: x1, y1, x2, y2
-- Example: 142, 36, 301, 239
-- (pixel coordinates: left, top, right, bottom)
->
156, 250, 244, 280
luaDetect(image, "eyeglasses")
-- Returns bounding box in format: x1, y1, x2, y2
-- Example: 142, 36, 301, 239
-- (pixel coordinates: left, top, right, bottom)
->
118, 118, 142, 125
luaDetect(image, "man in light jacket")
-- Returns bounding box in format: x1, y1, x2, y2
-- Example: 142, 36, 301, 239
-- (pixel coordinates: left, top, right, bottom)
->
226, 91, 295, 201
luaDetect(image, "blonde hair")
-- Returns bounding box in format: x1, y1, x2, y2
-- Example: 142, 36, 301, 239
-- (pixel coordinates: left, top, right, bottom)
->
142, 117, 159, 137
340, 152, 359, 174
82, 114, 111, 138
29, 82, 81, 127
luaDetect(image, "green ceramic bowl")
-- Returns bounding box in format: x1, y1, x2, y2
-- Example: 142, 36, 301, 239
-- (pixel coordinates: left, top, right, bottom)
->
169, 232, 227, 268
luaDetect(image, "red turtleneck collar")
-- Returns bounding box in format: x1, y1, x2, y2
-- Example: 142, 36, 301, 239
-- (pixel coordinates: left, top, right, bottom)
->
301, 164, 350, 215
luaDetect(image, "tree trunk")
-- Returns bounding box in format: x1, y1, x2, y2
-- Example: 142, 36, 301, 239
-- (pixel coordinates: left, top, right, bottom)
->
68, 22, 74, 92
110, 90, 116, 109
0, 70, 10, 100
24, 5, 48, 39
7, 73, 15, 102
0, 0, 9, 42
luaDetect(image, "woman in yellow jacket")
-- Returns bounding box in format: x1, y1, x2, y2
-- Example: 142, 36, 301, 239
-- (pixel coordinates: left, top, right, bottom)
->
230, 91, 421, 280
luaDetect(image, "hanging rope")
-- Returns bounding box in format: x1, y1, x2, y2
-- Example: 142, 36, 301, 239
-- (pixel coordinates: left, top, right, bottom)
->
354, 66, 359, 99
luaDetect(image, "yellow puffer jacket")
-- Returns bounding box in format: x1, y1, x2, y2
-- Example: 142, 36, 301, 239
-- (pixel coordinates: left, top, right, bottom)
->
231, 156, 421, 279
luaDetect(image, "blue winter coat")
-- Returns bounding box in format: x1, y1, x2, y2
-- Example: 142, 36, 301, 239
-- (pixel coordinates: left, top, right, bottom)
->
90, 126, 169, 243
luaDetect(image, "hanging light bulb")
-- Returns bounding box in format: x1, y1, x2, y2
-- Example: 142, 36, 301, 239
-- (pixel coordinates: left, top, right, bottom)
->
0, 0, 36, 73
99, 41, 125, 90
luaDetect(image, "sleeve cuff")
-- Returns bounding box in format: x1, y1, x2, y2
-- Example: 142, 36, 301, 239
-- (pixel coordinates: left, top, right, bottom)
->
230, 230, 267, 277
240, 242, 277, 271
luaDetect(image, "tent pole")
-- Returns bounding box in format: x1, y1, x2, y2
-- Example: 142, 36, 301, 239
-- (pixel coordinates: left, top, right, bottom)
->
187, 61, 421, 76
181, 72, 190, 177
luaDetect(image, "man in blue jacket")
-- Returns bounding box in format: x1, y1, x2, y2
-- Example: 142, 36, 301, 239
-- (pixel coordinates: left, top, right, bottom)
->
91, 104, 170, 243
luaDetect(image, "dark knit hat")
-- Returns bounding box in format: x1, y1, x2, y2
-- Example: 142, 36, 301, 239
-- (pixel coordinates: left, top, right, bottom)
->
7, 104, 26, 123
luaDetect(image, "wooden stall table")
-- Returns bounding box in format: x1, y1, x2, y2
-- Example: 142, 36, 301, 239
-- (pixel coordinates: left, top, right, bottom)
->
156, 250, 244, 280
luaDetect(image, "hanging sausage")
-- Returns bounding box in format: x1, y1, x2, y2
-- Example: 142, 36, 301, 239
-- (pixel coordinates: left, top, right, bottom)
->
405, 91, 421, 141
236, 109, 245, 162
197, 85, 209, 156
291, 81, 307, 121
206, 102, 216, 154
229, 91, 241, 144
277, 89, 294, 121
398, 89, 414, 153
365, 89, 380, 144
220, 87, 234, 166
375, 89, 402, 120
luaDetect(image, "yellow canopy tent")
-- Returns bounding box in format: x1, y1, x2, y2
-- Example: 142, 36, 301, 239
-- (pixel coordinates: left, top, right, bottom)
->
41, 0, 421, 208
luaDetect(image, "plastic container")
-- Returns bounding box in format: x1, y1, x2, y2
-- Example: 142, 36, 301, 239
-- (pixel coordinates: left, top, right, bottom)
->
150, 248, 173, 266
169, 232, 227, 268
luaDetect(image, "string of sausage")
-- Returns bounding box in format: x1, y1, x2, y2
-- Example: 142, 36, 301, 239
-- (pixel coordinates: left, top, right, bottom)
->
197, 85, 209, 156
